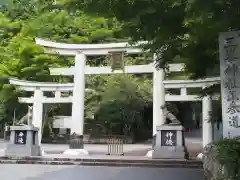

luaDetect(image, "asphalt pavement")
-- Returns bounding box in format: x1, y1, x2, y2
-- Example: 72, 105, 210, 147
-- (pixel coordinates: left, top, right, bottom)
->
0, 164, 204, 180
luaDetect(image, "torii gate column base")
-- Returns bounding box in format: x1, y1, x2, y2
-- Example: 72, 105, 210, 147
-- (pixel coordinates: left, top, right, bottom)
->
64, 135, 88, 156
197, 95, 213, 160
63, 53, 89, 156
146, 66, 166, 158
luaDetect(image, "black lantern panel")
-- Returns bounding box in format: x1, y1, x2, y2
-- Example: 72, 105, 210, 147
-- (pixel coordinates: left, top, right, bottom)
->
14, 130, 27, 145
161, 130, 177, 146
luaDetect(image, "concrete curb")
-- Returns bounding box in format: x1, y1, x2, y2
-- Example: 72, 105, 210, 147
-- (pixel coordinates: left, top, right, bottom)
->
0, 156, 203, 169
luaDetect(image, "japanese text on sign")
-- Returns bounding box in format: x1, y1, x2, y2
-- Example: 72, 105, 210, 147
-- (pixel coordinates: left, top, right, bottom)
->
15, 130, 27, 145
221, 33, 240, 129
161, 130, 177, 146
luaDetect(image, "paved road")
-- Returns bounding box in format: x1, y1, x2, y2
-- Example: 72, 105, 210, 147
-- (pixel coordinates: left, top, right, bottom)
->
0, 164, 204, 180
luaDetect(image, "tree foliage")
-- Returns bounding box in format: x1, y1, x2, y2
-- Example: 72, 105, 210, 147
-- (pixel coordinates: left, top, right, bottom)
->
94, 75, 151, 135
0, 0, 154, 138
204, 137, 240, 180
0, 0, 215, 138
67, 0, 240, 79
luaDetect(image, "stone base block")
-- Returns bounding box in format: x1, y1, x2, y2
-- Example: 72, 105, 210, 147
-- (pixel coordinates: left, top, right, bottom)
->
69, 134, 84, 149
63, 149, 89, 156
197, 153, 203, 160
152, 146, 186, 159
145, 150, 153, 158
5, 144, 41, 157
152, 135, 156, 149
41, 149, 46, 156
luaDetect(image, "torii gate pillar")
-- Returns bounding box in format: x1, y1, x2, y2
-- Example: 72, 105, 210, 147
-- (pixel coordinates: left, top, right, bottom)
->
63, 53, 89, 156
202, 95, 213, 147
32, 89, 43, 145
152, 67, 165, 147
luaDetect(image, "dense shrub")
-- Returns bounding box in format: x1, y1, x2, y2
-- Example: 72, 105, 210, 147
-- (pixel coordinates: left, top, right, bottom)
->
203, 136, 240, 180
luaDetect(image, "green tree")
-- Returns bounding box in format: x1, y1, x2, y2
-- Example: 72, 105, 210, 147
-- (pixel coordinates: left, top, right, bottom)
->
94, 75, 152, 137
0, 0, 154, 137
66, 0, 240, 79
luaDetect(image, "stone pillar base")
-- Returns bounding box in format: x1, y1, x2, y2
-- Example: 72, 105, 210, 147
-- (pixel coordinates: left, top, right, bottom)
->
197, 152, 203, 160
146, 135, 156, 158
153, 146, 186, 159
5, 145, 41, 157
145, 149, 153, 158
63, 149, 89, 156
69, 134, 84, 149
63, 133, 88, 156
152, 124, 187, 159
41, 149, 45, 156
152, 135, 156, 149
5, 125, 41, 157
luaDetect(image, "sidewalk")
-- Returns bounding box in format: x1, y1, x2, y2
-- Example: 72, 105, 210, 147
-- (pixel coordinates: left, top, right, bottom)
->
0, 136, 202, 158
0, 154, 203, 169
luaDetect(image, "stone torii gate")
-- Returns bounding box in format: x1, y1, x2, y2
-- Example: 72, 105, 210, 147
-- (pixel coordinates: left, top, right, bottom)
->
9, 38, 220, 156
8, 78, 95, 144
8, 78, 74, 143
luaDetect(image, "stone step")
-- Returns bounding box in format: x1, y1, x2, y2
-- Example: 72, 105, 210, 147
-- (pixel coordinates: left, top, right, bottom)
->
0, 159, 203, 169
0, 156, 203, 169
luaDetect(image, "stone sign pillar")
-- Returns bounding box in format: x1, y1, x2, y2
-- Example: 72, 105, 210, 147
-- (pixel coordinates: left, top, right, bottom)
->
219, 31, 240, 137
5, 125, 41, 156
152, 124, 186, 159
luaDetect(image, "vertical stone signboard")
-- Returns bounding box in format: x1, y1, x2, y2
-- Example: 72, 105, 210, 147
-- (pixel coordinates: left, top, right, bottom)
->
219, 31, 240, 138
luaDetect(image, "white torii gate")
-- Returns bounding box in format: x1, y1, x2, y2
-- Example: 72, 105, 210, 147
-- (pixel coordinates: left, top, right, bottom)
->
9, 38, 220, 156
10, 76, 220, 146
